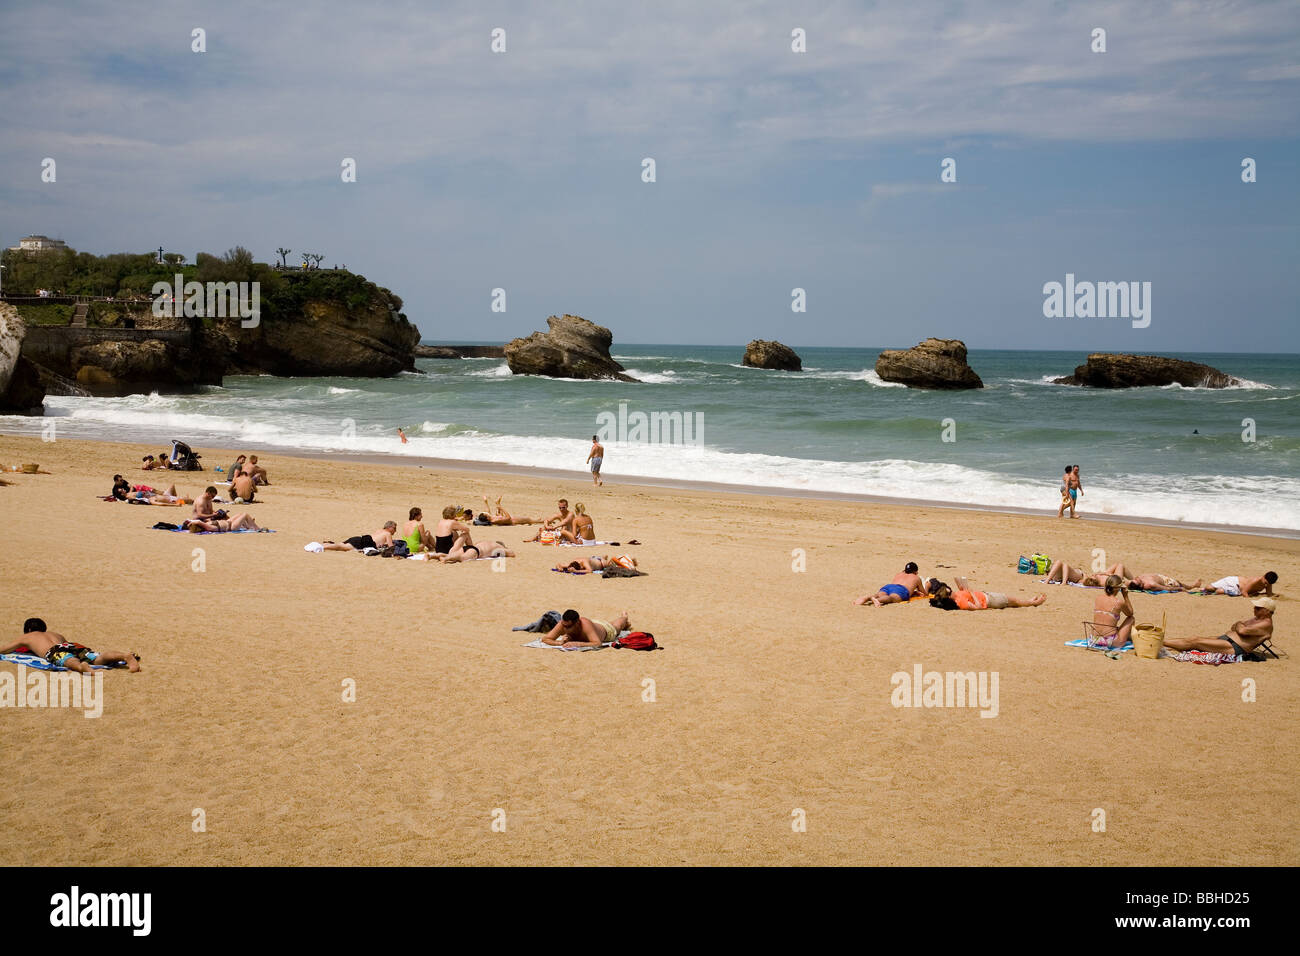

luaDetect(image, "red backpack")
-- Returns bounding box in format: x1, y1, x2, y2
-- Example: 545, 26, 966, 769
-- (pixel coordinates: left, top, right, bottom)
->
614, 631, 658, 651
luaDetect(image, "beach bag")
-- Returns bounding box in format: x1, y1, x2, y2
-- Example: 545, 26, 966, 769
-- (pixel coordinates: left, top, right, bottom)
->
1133, 611, 1166, 660
613, 631, 658, 651
1017, 556, 1034, 574
393, 540, 410, 557
538, 529, 557, 545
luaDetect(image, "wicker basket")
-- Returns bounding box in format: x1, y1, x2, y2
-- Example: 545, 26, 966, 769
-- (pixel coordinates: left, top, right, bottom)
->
20, 463, 39, 474
1133, 611, 1167, 660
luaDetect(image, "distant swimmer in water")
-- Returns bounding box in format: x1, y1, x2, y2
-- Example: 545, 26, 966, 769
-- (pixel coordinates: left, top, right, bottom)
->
398, 427, 408, 444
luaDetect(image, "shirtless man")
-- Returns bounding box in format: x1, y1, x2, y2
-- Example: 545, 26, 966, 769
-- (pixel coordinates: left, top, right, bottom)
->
1, 618, 140, 673
192, 486, 227, 521
1056, 464, 1076, 518
323, 521, 398, 551
587, 436, 604, 487
856, 561, 928, 606
231, 471, 257, 503
526, 499, 571, 541
244, 455, 271, 485
1163, 597, 1275, 657
541, 608, 630, 648
1205, 571, 1278, 597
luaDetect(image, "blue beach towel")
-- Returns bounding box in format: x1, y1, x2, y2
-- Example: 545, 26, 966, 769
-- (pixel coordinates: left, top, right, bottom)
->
156, 527, 275, 534
1, 652, 120, 671
1063, 638, 1134, 653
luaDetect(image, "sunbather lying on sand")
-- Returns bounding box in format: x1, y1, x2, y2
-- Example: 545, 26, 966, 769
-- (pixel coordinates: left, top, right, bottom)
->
1120, 571, 1204, 592
1, 618, 140, 672
555, 554, 637, 573
1045, 559, 1113, 587
478, 495, 543, 525
1204, 571, 1278, 597
1163, 597, 1275, 656
183, 513, 264, 532
437, 540, 515, 563
856, 561, 927, 606
541, 608, 631, 648
929, 577, 1046, 610
323, 521, 398, 551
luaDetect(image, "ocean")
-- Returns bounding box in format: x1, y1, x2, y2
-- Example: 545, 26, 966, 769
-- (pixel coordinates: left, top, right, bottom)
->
5, 345, 1298, 532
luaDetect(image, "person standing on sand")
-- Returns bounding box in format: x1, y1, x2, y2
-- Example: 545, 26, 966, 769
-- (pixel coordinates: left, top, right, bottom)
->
587, 436, 604, 486
1056, 465, 1074, 518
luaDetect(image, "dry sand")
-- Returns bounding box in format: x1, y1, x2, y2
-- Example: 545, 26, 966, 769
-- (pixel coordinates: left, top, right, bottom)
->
0, 433, 1296, 866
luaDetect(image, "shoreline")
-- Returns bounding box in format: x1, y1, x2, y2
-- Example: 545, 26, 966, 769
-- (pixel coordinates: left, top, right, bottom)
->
5, 428, 1297, 540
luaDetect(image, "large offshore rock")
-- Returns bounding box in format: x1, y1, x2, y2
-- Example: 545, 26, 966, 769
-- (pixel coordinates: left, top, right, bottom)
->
504, 314, 638, 382
742, 339, 802, 370
1052, 353, 1239, 388
875, 337, 983, 389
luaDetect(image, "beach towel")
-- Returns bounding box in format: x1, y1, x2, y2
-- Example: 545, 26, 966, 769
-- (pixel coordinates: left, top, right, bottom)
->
1162, 649, 1241, 665
601, 566, 645, 578
552, 567, 601, 575
1063, 638, 1134, 653
158, 526, 274, 534
513, 611, 562, 633
1041, 580, 1185, 596
556, 540, 619, 547
1, 652, 121, 671
520, 638, 612, 651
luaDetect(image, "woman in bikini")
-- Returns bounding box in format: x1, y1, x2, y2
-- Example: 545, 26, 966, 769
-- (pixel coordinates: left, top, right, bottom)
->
929, 577, 1046, 610
558, 503, 595, 544
1091, 575, 1135, 648
437, 540, 514, 563
554, 554, 637, 573
184, 512, 264, 532
1044, 559, 1110, 587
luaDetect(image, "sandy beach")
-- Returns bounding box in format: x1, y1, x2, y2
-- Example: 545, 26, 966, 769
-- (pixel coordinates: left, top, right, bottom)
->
0, 432, 1296, 866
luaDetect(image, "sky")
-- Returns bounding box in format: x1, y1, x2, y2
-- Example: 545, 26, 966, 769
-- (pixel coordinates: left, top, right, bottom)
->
1, 0, 1297, 351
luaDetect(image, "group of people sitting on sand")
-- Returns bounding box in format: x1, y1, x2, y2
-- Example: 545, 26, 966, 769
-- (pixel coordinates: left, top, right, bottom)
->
321, 506, 516, 562
855, 563, 1047, 610
512, 497, 596, 544
223, 454, 271, 503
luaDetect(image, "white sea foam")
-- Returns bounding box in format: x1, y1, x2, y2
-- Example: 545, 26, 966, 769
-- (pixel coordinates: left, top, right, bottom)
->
467, 363, 513, 378
20, 394, 1298, 531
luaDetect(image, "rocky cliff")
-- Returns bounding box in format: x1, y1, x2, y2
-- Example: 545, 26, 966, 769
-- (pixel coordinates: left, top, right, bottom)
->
0, 305, 47, 413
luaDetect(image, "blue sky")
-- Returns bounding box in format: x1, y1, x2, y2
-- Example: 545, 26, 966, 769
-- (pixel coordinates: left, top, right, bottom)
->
1, 0, 1296, 351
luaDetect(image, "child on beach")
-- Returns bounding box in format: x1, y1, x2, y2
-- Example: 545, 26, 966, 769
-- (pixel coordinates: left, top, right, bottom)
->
1, 618, 140, 673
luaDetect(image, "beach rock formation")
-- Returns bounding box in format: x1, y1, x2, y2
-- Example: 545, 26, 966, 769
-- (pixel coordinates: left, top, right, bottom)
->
0, 305, 47, 413
742, 339, 802, 371
874, 338, 983, 390
504, 314, 638, 382
415, 344, 507, 359
219, 274, 419, 377
1052, 354, 1240, 389
67, 337, 224, 397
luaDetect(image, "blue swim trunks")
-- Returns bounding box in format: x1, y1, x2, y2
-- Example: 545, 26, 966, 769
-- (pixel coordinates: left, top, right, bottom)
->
881, 583, 910, 600
589, 456, 602, 473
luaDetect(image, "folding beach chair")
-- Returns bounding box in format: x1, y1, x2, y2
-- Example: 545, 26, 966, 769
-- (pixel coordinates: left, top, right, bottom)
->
1081, 620, 1120, 650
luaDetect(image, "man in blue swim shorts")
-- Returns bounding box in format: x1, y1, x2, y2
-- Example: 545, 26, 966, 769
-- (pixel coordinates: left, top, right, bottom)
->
856, 562, 929, 606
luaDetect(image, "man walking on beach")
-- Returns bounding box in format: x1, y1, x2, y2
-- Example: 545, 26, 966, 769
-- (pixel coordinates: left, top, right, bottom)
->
587, 436, 604, 486
1056, 464, 1082, 518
